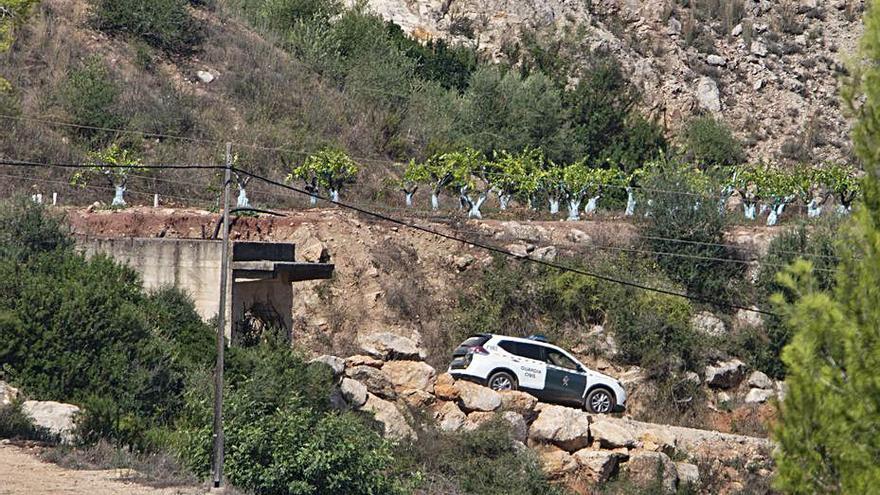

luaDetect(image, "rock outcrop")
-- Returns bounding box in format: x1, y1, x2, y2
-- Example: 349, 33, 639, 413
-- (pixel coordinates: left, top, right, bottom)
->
21, 400, 80, 443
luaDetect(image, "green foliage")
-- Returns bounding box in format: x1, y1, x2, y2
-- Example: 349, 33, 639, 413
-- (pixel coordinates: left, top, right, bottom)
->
0, 197, 72, 259
177, 338, 399, 495
72, 143, 143, 188
59, 57, 125, 145
773, 3, 880, 490
681, 115, 745, 168
0, 400, 55, 442
90, 0, 203, 55
0, 0, 38, 52
289, 148, 359, 196
643, 162, 746, 303
396, 418, 565, 495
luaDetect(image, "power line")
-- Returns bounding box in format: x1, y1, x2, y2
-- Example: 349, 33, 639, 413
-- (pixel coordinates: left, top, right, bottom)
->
231, 165, 778, 316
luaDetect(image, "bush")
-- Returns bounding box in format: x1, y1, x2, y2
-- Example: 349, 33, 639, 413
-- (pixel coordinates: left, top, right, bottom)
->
90, 0, 203, 55
0, 401, 54, 442
395, 418, 565, 495
680, 115, 745, 168
643, 164, 747, 304
176, 338, 399, 495
59, 57, 125, 145
0, 197, 72, 259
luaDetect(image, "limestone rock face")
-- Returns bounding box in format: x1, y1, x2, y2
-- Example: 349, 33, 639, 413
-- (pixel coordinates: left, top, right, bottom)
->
573, 449, 620, 483
358, 331, 426, 360
22, 400, 80, 443
676, 462, 701, 487
535, 444, 578, 479
454, 381, 502, 412
359, 393, 416, 440
400, 389, 435, 409
340, 377, 368, 407
499, 390, 538, 415
747, 371, 774, 390
434, 373, 459, 401
626, 451, 679, 493
529, 404, 592, 452
705, 359, 747, 389
590, 420, 637, 449
501, 411, 528, 443
434, 401, 467, 432
0, 381, 18, 406
463, 411, 496, 431
696, 77, 721, 113
346, 365, 397, 400
310, 355, 345, 378
744, 388, 775, 404
345, 354, 384, 368
382, 360, 436, 393
639, 427, 677, 456
691, 311, 726, 337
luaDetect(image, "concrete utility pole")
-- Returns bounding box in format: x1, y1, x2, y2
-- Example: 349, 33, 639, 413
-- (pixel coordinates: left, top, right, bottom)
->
212, 143, 232, 489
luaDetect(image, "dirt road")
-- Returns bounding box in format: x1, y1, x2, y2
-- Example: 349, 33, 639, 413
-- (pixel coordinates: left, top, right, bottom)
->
0, 444, 206, 495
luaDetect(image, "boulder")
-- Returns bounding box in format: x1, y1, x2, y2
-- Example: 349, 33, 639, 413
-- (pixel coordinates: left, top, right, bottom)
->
463, 411, 496, 431
310, 355, 345, 378
696, 77, 721, 113
340, 378, 368, 407
400, 389, 435, 409
691, 311, 726, 337
434, 373, 459, 401
639, 428, 677, 456
506, 243, 533, 258
590, 420, 637, 449
707, 54, 727, 66
499, 390, 538, 415
566, 229, 591, 244
501, 411, 528, 443
573, 449, 620, 483
22, 401, 80, 443
435, 401, 466, 432
196, 70, 215, 83
747, 371, 774, 390
360, 393, 416, 441
751, 40, 769, 57
454, 381, 502, 412
346, 365, 397, 400
734, 308, 764, 329
676, 462, 701, 487
0, 381, 18, 406
345, 354, 383, 368
382, 361, 436, 393
358, 332, 426, 360
626, 451, 679, 494
744, 388, 775, 404
705, 359, 746, 389
529, 405, 592, 452
535, 444, 578, 479
530, 245, 557, 262
298, 236, 329, 263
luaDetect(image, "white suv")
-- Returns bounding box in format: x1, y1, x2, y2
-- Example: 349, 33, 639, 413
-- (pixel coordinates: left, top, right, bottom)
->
448, 334, 627, 413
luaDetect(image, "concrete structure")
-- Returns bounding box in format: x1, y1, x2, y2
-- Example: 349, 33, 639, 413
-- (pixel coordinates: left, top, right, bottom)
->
78, 237, 333, 341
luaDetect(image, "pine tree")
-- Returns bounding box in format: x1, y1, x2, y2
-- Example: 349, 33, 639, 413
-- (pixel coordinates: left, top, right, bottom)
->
773, 1, 880, 492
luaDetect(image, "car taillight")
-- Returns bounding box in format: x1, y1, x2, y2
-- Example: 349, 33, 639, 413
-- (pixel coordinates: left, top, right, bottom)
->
471, 345, 489, 356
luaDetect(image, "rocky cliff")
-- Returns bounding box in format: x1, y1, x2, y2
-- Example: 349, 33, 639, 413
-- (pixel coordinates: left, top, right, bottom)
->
352, 0, 864, 164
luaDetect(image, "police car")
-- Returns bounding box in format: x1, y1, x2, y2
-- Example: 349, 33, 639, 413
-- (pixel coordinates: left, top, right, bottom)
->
448, 333, 626, 413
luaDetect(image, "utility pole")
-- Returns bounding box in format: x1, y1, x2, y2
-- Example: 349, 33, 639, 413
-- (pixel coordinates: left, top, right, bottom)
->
212, 142, 232, 489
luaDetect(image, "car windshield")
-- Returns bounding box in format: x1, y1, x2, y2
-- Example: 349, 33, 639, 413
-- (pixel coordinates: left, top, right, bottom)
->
546, 349, 579, 371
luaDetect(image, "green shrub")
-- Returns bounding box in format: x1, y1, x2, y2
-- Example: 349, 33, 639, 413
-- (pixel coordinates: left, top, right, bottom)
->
643, 164, 747, 304
680, 115, 746, 168
0, 197, 72, 259
59, 57, 125, 144
90, 0, 203, 55
396, 418, 565, 495
0, 401, 55, 442
177, 338, 398, 495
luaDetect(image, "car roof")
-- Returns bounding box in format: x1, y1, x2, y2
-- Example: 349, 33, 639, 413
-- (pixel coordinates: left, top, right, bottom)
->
487, 334, 563, 350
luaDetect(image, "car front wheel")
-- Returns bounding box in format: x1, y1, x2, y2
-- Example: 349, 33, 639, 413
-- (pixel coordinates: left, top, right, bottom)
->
487, 371, 517, 392
586, 388, 614, 413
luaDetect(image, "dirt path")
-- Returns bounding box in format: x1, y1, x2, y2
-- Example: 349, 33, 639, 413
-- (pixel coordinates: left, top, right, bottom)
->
0, 444, 206, 495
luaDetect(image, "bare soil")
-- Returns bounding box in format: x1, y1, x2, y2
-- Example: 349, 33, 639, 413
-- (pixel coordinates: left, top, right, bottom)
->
0, 444, 205, 495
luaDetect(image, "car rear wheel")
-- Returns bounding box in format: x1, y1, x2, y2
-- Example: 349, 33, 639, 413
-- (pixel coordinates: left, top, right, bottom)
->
586, 388, 614, 413
488, 371, 517, 392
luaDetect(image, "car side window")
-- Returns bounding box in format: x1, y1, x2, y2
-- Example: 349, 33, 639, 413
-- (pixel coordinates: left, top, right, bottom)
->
546, 350, 578, 371
516, 343, 545, 361
498, 341, 517, 355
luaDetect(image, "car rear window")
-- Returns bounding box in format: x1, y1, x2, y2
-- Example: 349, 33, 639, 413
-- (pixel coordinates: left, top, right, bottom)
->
459, 335, 490, 347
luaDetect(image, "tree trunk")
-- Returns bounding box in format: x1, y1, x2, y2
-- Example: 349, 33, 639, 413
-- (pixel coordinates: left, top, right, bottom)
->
767, 202, 786, 226
112, 184, 126, 207
584, 195, 600, 215
309, 195, 317, 206
467, 193, 487, 219
237, 188, 250, 208
837, 204, 852, 215
566, 199, 581, 221
625, 187, 636, 216
549, 198, 560, 215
